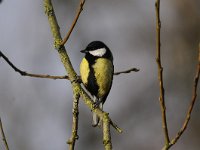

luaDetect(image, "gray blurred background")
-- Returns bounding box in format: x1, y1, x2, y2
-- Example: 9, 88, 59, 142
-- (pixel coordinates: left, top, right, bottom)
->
0, 0, 200, 150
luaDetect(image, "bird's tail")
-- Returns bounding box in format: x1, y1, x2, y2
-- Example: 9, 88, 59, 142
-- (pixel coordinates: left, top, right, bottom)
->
92, 97, 103, 127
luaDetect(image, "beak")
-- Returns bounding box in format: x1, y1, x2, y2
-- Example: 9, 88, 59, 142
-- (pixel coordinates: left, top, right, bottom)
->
80, 49, 88, 53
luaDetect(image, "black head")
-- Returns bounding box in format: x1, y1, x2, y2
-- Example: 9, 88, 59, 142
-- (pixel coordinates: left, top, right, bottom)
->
81, 41, 113, 60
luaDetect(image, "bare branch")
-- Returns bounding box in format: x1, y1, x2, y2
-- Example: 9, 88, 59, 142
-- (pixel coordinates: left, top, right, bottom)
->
0, 117, 9, 150
155, 0, 170, 148
167, 44, 200, 149
61, 0, 86, 45
44, 1, 81, 149
1, 50, 138, 81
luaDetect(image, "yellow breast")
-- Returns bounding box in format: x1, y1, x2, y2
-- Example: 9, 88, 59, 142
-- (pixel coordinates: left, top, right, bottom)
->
92, 58, 113, 98
80, 57, 113, 98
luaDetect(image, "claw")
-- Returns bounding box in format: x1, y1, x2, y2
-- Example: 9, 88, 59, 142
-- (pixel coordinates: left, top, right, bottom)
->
93, 101, 101, 108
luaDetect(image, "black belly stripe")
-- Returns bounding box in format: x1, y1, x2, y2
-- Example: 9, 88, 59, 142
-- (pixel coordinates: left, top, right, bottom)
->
86, 65, 99, 97
85, 54, 99, 97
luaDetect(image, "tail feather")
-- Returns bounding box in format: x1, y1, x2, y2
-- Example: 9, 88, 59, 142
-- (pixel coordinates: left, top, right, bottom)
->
92, 97, 103, 127
92, 112, 99, 127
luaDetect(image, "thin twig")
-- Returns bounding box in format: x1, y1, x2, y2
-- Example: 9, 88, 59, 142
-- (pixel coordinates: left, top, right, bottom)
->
167, 44, 200, 149
1, 50, 138, 80
110, 120, 122, 133
0, 117, 9, 150
155, 0, 170, 148
114, 68, 139, 75
0, 51, 69, 80
61, 0, 86, 45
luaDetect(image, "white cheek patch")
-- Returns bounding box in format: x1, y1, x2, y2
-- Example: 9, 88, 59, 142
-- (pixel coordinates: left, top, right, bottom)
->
89, 48, 106, 57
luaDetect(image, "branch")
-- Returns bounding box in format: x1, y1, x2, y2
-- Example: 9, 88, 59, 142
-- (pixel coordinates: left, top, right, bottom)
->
155, 0, 170, 148
0, 117, 9, 150
44, 1, 81, 149
1, 50, 138, 80
61, 0, 86, 46
166, 44, 200, 149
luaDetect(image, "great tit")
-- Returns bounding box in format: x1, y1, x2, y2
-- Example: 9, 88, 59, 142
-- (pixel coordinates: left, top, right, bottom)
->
80, 41, 114, 127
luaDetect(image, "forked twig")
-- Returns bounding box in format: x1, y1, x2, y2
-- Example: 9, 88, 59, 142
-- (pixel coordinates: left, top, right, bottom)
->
167, 44, 200, 149
155, 1, 200, 149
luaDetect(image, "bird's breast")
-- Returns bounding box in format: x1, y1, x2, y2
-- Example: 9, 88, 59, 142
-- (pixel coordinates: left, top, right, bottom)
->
92, 58, 113, 98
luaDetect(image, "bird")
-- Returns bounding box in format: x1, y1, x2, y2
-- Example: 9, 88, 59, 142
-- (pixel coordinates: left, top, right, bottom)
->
80, 41, 114, 127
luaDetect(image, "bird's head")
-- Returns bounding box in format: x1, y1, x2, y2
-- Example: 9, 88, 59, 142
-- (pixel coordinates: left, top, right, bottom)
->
81, 41, 112, 58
